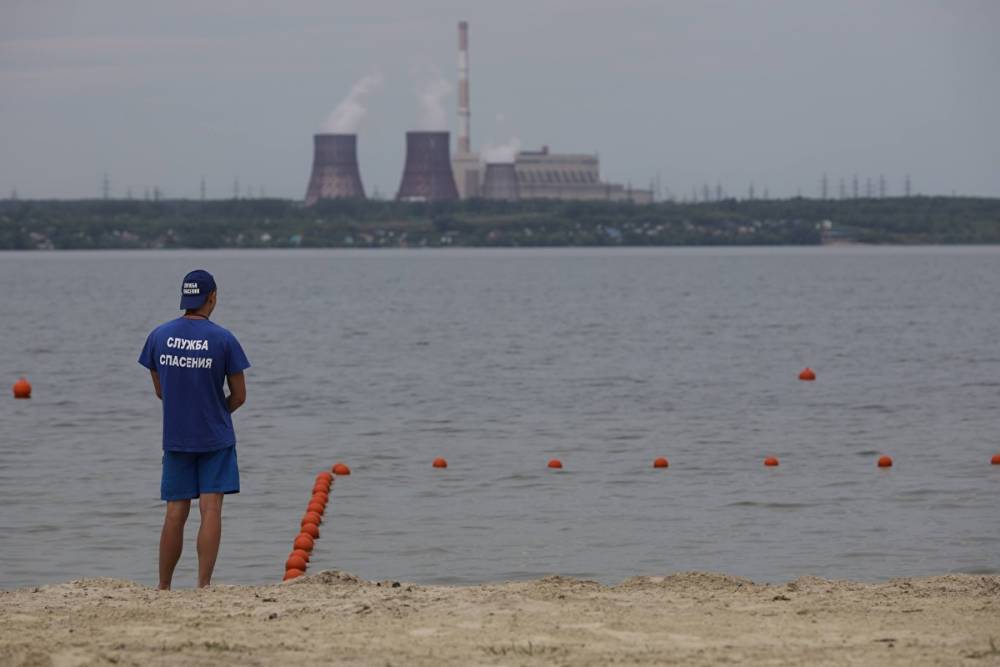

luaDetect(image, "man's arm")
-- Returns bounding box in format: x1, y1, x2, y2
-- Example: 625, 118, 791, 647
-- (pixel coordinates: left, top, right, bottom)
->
150, 370, 162, 400
226, 372, 246, 413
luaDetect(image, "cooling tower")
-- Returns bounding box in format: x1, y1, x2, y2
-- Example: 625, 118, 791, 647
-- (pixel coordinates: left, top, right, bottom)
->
396, 131, 459, 202
482, 163, 519, 200
304, 134, 366, 205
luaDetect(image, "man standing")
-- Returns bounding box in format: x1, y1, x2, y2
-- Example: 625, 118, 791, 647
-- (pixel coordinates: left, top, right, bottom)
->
139, 270, 250, 589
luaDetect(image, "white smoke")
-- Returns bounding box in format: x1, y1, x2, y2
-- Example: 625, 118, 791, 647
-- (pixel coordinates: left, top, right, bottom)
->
482, 111, 520, 162
416, 73, 452, 130
481, 137, 522, 164
322, 72, 383, 133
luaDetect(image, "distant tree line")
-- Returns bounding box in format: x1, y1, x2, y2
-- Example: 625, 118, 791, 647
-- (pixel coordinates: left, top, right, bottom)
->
0, 196, 997, 249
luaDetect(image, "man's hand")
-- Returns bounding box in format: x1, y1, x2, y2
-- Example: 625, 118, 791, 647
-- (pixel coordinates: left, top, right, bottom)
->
226, 372, 246, 413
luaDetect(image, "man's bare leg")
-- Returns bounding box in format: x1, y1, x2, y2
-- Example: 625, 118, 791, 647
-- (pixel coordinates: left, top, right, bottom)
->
197, 493, 224, 588
159, 500, 191, 590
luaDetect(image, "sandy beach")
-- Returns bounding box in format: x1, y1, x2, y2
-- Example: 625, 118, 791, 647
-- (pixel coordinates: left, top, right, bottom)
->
2, 571, 998, 666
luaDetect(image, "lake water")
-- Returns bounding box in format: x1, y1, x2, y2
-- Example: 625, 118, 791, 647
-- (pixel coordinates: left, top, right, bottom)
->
1, 247, 998, 590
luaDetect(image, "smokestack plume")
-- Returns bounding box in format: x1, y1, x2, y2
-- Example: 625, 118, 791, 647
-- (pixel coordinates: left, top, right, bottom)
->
457, 21, 470, 154
304, 134, 366, 205
482, 137, 521, 164
417, 74, 451, 131
322, 73, 383, 134
482, 163, 519, 200
396, 131, 459, 202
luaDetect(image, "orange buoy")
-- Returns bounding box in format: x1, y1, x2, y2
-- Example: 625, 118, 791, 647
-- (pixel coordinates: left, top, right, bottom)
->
307, 501, 325, 515
301, 511, 322, 527
291, 548, 310, 563
877, 455, 893, 468
798, 368, 816, 381
991, 454, 1000, 465
547, 459, 563, 469
12, 377, 31, 399
293, 533, 315, 552
283, 569, 304, 581
332, 462, 351, 476
653, 457, 669, 469
315, 471, 333, 483
764, 456, 780, 467
301, 522, 320, 539
285, 554, 307, 572
432, 458, 448, 469
312, 490, 329, 504
313, 482, 330, 494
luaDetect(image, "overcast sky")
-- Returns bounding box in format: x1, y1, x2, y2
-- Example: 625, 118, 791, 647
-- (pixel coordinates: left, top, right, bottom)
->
2, 0, 997, 200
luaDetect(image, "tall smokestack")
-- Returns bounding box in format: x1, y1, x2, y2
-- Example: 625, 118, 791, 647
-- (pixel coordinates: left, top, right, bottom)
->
397, 131, 459, 201
304, 134, 366, 205
457, 21, 470, 155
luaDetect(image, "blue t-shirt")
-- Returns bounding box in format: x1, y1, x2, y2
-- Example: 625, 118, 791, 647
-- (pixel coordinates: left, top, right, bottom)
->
138, 318, 251, 452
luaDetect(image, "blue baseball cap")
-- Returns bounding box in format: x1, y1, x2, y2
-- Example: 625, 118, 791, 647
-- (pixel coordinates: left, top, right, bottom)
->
180, 270, 217, 310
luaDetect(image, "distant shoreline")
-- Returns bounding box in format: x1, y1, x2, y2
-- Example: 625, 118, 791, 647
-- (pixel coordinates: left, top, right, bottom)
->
2, 196, 998, 249
3, 243, 1000, 253
2, 571, 997, 665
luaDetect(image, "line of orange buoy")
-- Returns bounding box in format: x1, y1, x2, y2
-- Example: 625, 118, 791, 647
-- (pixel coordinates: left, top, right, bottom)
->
283, 466, 349, 581
276, 360, 984, 569
12, 377, 31, 399
409, 454, 1000, 470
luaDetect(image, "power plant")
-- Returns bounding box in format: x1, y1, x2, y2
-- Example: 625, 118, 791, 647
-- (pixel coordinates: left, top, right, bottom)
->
304, 134, 365, 204
396, 131, 459, 201
481, 163, 519, 200
447, 21, 651, 204
510, 146, 649, 202
304, 20, 652, 205
451, 20, 481, 200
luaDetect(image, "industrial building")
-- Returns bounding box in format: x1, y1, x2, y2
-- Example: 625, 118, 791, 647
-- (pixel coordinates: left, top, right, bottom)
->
451, 21, 481, 201
465, 145, 652, 205
304, 134, 366, 204
481, 163, 518, 200
303, 20, 652, 205
510, 146, 652, 203
450, 22, 652, 204
396, 131, 460, 201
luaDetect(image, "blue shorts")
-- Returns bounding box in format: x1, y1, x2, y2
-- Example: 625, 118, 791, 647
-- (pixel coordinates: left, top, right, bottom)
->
161, 446, 240, 501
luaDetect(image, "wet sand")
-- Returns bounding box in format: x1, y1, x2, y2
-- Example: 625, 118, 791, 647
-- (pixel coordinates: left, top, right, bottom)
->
2, 571, 998, 666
